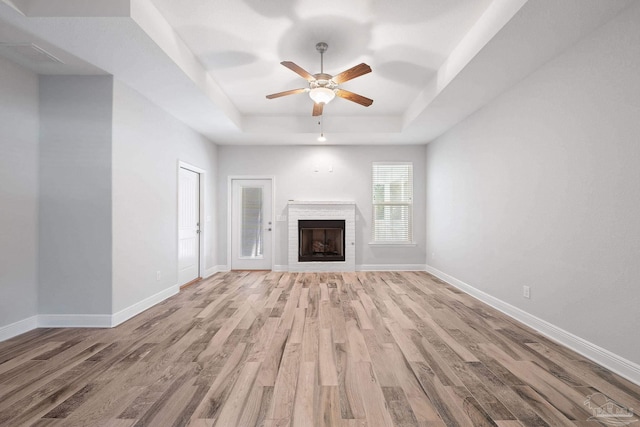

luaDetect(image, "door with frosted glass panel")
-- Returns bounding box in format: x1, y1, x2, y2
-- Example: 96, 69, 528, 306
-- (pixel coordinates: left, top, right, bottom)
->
231, 179, 273, 270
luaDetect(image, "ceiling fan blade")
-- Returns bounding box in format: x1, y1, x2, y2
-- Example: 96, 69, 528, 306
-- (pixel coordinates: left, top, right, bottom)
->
266, 88, 307, 99
312, 102, 324, 116
281, 61, 316, 82
335, 89, 373, 107
331, 63, 372, 84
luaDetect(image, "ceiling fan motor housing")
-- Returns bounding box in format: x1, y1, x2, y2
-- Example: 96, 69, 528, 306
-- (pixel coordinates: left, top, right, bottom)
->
310, 73, 337, 90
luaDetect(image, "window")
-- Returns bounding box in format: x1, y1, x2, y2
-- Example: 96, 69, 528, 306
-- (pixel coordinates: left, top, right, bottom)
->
371, 162, 413, 244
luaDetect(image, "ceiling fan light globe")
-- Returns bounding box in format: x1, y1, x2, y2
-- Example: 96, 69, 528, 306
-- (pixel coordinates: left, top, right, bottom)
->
309, 87, 335, 104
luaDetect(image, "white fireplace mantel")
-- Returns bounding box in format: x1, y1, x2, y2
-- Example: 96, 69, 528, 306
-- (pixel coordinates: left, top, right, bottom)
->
288, 201, 356, 272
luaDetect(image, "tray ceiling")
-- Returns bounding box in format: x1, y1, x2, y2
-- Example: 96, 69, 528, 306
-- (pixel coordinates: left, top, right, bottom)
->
0, 0, 633, 145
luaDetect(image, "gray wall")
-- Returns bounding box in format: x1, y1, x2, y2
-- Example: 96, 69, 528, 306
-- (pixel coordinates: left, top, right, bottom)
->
1, 71, 219, 333
217, 145, 426, 269
0, 56, 39, 327
39, 75, 113, 315
426, 4, 640, 364
112, 80, 218, 313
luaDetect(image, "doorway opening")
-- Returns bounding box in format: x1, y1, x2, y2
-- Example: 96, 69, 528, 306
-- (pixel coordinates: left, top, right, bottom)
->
178, 163, 205, 286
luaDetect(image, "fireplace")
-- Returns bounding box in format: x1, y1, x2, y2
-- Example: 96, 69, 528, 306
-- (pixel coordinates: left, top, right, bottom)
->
298, 220, 345, 262
288, 201, 355, 272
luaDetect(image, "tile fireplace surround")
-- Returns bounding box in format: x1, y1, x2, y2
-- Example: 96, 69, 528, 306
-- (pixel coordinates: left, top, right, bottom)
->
288, 201, 356, 272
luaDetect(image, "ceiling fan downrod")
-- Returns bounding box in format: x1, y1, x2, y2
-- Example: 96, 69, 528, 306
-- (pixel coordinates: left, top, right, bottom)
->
316, 42, 328, 74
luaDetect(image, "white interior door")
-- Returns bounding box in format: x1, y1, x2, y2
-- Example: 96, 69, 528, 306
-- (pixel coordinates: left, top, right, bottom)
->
178, 167, 200, 284
231, 179, 273, 270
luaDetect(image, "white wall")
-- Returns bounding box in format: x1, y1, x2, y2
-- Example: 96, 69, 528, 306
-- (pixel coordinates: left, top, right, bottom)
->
112, 80, 218, 314
217, 145, 426, 270
39, 75, 113, 316
0, 56, 39, 331
1, 73, 218, 334
426, 3, 640, 366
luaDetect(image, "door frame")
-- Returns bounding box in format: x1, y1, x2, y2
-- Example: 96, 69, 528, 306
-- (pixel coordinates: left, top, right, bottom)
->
227, 176, 276, 271
178, 161, 206, 283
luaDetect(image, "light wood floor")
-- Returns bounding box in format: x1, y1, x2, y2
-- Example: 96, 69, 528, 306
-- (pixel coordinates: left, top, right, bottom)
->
1, 271, 639, 426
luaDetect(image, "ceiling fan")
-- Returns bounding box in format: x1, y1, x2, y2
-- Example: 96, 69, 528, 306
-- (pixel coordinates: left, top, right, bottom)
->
266, 42, 373, 116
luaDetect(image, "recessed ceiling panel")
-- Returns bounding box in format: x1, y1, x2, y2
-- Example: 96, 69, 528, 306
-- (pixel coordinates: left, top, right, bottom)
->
149, 0, 494, 116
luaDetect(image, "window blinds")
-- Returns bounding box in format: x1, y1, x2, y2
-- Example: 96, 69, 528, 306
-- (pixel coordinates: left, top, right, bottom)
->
372, 162, 413, 243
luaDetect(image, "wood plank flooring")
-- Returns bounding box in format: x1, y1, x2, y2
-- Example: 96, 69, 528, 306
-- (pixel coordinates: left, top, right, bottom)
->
1, 271, 639, 426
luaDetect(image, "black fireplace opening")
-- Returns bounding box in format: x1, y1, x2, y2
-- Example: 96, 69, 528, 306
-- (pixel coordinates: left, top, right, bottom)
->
298, 220, 345, 262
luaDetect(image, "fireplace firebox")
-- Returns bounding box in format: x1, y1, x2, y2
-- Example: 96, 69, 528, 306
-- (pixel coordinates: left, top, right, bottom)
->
298, 220, 345, 262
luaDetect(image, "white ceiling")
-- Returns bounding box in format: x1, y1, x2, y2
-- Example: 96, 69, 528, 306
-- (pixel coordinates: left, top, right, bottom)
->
149, 0, 493, 117
0, 0, 633, 145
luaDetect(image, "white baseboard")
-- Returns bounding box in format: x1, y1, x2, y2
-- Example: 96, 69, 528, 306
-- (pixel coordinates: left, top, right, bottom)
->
0, 284, 182, 341
111, 284, 179, 327
273, 264, 427, 272
202, 265, 230, 279
38, 314, 113, 328
203, 265, 228, 278
425, 264, 640, 386
230, 265, 435, 273
0, 316, 39, 342
203, 267, 217, 279
214, 265, 230, 273
357, 264, 427, 272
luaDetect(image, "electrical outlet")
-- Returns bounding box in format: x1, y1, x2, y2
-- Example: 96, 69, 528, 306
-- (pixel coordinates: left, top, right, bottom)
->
156, 271, 162, 281
523, 285, 530, 299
